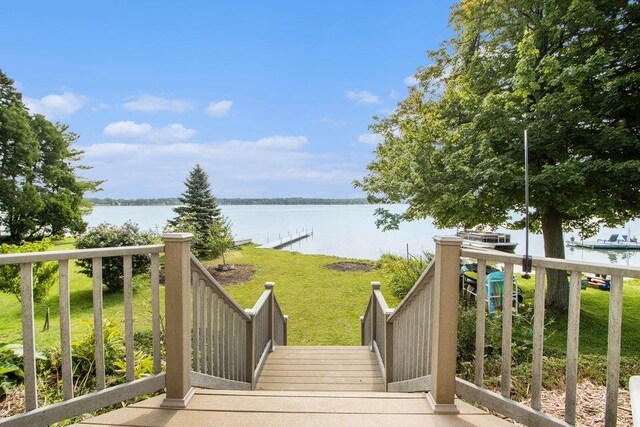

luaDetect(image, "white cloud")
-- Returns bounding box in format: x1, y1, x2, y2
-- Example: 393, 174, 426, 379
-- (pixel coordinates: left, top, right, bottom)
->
205, 100, 233, 117
357, 133, 383, 145
344, 90, 380, 104
404, 75, 419, 86
148, 123, 197, 142
123, 95, 191, 112
102, 121, 196, 142
255, 135, 308, 150
388, 89, 399, 100
82, 134, 358, 196
103, 121, 153, 138
24, 92, 88, 118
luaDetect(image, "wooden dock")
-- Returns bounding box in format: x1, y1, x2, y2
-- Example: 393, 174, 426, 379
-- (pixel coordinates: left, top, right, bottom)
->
258, 231, 312, 249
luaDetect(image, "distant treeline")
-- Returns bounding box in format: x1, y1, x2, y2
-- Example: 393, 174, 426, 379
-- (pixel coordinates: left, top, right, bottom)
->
86, 197, 369, 206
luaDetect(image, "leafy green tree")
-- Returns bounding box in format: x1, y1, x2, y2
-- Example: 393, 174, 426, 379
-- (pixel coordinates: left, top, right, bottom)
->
356, 0, 640, 311
0, 239, 57, 302
0, 70, 100, 242
75, 222, 155, 292
168, 165, 233, 259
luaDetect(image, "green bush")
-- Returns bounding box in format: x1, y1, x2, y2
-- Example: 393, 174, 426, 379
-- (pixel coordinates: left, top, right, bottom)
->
0, 239, 57, 302
75, 222, 155, 292
377, 252, 433, 298
0, 343, 45, 398
457, 306, 535, 367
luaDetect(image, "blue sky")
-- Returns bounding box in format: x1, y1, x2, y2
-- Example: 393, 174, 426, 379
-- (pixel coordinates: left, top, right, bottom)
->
1, 1, 454, 198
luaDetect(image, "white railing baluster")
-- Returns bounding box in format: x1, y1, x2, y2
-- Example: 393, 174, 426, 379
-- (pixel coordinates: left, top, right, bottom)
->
192, 271, 200, 372
605, 275, 624, 427
20, 263, 37, 411
531, 266, 546, 411
151, 254, 162, 374
207, 286, 213, 375
199, 279, 206, 372
501, 262, 513, 398
214, 294, 220, 377
123, 255, 135, 382
58, 259, 74, 400
92, 257, 106, 390
474, 259, 487, 387
565, 271, 582, 424
150, 253, 161, 374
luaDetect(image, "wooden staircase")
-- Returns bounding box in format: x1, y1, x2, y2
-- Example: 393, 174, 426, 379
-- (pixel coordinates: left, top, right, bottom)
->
256, 346, 385, 392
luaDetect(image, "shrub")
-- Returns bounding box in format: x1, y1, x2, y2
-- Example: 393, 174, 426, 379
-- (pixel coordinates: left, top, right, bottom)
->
377, 252, 433, 298
0, 343, 45, 398
457, 306, 535, 367
75, 222, 155, 292
0, 239, 57, 302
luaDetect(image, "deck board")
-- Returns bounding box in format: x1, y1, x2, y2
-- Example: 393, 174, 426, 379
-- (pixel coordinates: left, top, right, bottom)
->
256, 346, 385, 391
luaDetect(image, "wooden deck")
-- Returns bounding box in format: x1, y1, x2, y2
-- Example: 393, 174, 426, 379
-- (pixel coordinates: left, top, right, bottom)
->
78, 389, 511, 426
77, 346, 512, 426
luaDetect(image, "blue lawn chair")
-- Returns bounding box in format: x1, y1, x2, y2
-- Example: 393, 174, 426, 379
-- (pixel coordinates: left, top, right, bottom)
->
485, 271, 518, 314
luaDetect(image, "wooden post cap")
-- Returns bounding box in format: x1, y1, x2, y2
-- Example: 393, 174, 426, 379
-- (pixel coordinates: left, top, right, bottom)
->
162, 233, 194, 242
264, 282, 275, 289
371, 281, 381, 290
433, 236, 463, 246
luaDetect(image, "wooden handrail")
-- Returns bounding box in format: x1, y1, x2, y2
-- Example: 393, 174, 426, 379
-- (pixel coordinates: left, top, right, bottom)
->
0, 244, 164, 265
461, 247, 640, 278
190, 254, 251, 321
387, 259, 435, 323
251, 288, 272, 314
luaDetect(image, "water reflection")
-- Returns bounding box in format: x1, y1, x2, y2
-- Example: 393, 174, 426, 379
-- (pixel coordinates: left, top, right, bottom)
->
567, 246, 639, 266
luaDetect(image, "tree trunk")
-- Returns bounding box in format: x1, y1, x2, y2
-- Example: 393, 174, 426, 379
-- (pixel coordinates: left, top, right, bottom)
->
541, 208, 569, 312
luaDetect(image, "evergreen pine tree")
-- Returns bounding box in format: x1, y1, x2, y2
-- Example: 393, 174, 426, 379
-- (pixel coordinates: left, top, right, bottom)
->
168, 164, 232, 259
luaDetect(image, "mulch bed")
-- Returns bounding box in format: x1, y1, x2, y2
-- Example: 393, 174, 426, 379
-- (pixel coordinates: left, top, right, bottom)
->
519, 381, 632, 426
205, 264, 255, 286
325, 262, 374, 272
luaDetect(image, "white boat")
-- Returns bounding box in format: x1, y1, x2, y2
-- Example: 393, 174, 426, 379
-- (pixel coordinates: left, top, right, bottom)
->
566, 233, 640, 250
456, 230, 517, 253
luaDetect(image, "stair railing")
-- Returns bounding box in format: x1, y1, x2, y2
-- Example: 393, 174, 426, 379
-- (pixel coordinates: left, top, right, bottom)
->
360, 237, 462, 413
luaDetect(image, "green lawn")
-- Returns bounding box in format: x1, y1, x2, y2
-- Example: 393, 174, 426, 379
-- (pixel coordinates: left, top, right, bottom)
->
515, 275, 640, 357
220, 246, 398, 345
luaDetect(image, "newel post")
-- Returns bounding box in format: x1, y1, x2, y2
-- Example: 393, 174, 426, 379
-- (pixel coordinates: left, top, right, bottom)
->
370, 282, 380, 351
245, 309, 256, 389
265, 282, 275, 351
427, 236, 462, 413
161, 233, 195, 408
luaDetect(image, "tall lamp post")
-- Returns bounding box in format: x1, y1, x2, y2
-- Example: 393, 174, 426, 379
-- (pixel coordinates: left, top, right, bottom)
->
523, 129, 532, 279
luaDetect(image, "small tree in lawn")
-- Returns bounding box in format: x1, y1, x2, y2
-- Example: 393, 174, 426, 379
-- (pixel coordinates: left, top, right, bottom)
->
168, 165, 232, 260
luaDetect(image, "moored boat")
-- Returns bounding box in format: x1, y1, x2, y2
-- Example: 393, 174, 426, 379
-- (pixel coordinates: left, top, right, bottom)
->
456, 230, 518, 253
566, 233, 640, 250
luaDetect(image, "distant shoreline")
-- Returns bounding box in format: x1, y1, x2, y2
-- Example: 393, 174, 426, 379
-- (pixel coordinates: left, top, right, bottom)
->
86, 197, 370, 206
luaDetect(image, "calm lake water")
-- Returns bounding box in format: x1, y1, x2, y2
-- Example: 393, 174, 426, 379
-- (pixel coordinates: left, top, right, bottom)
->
84, 205, 640, 267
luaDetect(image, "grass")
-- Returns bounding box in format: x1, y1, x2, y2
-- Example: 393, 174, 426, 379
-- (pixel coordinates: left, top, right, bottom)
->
212, 245, 398, 345
514, 275, 640, 357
